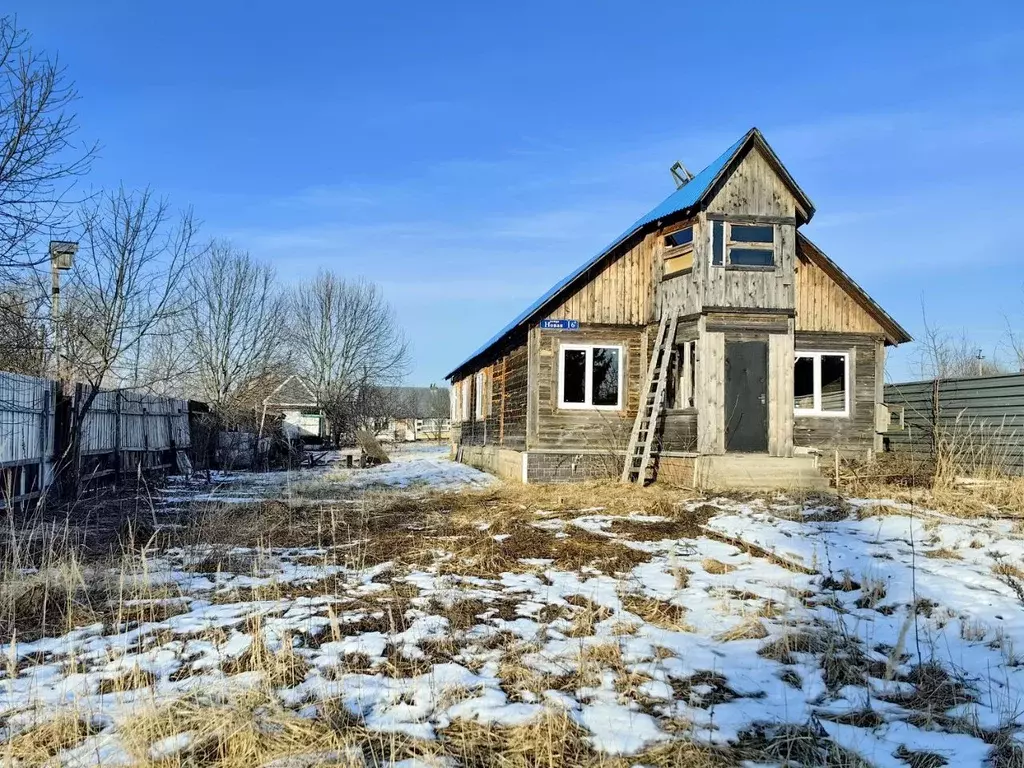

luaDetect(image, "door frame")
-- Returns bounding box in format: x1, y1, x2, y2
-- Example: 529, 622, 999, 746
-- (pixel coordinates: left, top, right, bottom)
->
724, 339, 769, 453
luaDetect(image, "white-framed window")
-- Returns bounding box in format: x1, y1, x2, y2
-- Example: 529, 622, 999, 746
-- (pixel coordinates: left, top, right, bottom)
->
558, 344, 623, 410
794, 351, 849, 417
461, 378, 470, 421
711, 221, 776, 268
475, 371, 485, 419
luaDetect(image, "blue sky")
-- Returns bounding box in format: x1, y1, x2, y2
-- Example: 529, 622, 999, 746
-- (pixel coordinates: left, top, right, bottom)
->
12, 1, 1024, 384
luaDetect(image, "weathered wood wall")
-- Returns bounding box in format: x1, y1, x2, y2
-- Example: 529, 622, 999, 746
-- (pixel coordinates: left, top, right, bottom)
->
706, 147, 798, 219
528, 324, 642, 451
795, 252, 885, 335
455, 337, 529, 450
696, 320, 725, 454
660, 410, 697, 453
768, 327, 795, 457
793, 333, 880, 458
544, 234, 657, 326
700, 219, 797, 311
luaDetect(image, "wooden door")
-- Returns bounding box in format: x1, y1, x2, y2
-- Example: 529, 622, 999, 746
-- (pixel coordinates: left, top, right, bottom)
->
724, 340, 768, 452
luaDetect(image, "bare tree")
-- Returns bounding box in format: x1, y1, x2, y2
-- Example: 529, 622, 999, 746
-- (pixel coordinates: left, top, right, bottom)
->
0, 277, 45, 375
0, 16, 96, 273
55, 187, 200, 491
915, 306, 1005, 380
183, 242, 288, 413
289, 272, 409, 445
1004, 313, 1024, 374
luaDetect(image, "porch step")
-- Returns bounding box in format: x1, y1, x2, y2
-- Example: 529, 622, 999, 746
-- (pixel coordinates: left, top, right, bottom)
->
694, 454, 830, 492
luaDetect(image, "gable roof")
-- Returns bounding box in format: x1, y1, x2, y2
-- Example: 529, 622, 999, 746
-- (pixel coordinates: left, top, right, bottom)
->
446, 127, 814, 380
264, 374, 318, 406
796, 234, 912, 346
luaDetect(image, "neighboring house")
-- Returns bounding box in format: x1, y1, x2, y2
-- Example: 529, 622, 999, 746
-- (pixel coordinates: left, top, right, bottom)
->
262, 374, 324, 441
380, 385, 451, 442
445, 128, 911, 489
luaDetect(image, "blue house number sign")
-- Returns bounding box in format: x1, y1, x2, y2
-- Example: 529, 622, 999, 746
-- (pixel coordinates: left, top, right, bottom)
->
540, 319, 579, 330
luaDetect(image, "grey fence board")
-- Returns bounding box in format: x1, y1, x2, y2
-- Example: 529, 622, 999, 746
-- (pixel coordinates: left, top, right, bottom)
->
0, 371, 193, 504
884, 374, 1024, 475
81, 390, 190, 456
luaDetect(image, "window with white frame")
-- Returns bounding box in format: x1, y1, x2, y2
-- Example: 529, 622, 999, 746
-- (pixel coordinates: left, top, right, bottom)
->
558, 344, 623, 409
794, 352, 849, 416
475, 371, 485, 419
711, 221, 776, 268
461, 378, 470, 421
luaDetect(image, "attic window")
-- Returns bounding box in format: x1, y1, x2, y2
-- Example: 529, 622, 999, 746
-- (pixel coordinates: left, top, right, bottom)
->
665, 227, 693, 248
663, 226, 695, 278
711, 222, 776, 268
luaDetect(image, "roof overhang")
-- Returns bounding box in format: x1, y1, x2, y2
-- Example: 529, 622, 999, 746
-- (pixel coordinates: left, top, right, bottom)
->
797, 234, 912, 346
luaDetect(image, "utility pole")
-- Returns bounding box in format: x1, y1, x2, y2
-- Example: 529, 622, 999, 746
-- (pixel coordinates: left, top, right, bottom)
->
975, 348, 985, 378
49, 240, 79, 380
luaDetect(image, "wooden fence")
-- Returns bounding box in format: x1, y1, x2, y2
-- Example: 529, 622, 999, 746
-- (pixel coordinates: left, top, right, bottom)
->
78, 387, 191, 481
883, 373, 1024, 475
0, 372, 192, 506
0, 373, 56, 506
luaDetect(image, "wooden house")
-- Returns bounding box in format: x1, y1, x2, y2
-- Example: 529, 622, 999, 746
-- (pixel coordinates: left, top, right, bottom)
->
445, 129, 911, 489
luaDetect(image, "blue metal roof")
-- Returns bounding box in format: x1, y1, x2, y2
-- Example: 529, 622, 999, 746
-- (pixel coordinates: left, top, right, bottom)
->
445, 129, 754, 380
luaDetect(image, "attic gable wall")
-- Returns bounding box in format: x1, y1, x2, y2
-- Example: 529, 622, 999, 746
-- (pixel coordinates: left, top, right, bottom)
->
712, 145, 798, 218
795, 254, 887, 337
706, 146, 798, 219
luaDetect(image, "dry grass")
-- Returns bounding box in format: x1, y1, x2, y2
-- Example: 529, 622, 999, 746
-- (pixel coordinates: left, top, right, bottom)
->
4, 714, 100, 764
736, 722, 870, 767
701, 558, 737, 575
839, 452, 1024, 518
714, 617, 769, 642
620, 594, 693, 631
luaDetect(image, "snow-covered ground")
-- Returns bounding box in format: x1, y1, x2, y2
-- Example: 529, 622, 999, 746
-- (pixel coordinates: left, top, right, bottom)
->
4, 455, 1024, 766
160, 443, 493, 505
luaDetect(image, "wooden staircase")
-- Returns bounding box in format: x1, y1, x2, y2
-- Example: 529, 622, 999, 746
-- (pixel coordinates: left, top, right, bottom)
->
621, 312, 678, 485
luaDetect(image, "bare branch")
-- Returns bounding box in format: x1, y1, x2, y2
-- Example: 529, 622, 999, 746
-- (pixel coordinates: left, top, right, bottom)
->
289, 271, 410, 444
0, 15, 97, 273
182, 241, 289, 411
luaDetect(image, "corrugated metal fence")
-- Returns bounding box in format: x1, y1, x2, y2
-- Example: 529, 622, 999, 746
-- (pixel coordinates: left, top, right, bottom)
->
0, 372, 191, 505
884, 373, 1024, 475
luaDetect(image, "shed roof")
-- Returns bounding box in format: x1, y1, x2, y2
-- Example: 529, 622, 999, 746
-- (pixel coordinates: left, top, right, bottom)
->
445, 127, 814, 380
